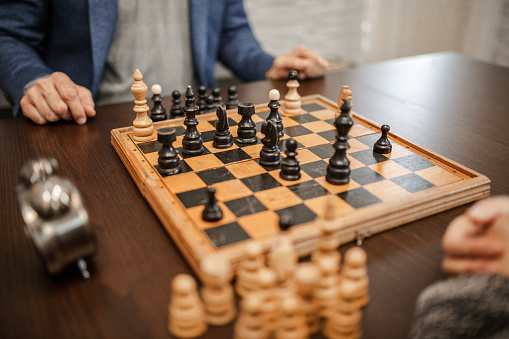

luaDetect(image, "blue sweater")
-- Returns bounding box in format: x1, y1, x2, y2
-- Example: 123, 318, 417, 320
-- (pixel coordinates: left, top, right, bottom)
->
0, 0, 274, 115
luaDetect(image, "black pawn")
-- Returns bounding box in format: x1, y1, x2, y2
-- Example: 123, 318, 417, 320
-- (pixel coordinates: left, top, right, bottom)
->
170, 90, 184, 118
213, 105, 234, 148
157, 128, 181, 175
226, 85, 239, 109
280, 138, 300, 181
150, 84, 167, 122
182, 86, 204, 156
374, 124, 392, 154
202, 186, 223, 222
326, 99, 353, 185
259, 120, 281, 167
206, 94, 215, 113
212, 87, 222, 107
279, 213, 294, 233
236, 102, 258, 144
197, 85, 207, 113
267, 89, 284, 139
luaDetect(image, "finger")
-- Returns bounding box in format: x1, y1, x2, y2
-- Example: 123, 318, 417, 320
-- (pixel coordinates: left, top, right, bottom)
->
302, 59, 328, 78
292, 46, 329, 68
24, 87, 60, 122
20, 96, 48, 125
467, 196, 509, 224
35, 76, 70, 120
275, 54, 312, 72
55, 81, 87, 125
77, 86, 96, 118
442, 215, 504, 257
442, 257, 501, 276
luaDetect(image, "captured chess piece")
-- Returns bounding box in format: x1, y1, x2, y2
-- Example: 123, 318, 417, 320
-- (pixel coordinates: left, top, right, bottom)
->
168, 274, 208, 338
202, 186, 223, 222
226, 85, 239, 109
326, 99, 353, 185
131, 69, 156, 141
170, 90, 184, 118
259, 120, 281, 167
284, 70, 302, 114
150, 84, 167, 122
266, 89, 284, 139
182, 86, 204, 156
373, 124, 392, 154
280, 138, 301, 181
200, 254, 236, 326
213, 105, 233, 149
15, 157, 96, 278
157, 128, 181, 175
236, 102, 258, 144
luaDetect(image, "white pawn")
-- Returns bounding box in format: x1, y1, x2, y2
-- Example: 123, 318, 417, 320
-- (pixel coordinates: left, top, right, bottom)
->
268, 214, 298, 297
312, 194, 341, 265
323, 306, 363, 339
233, 296, 269, 339
236, 242, 265, 297
342, 247, 369, 308
256, 267, 280, 334
274, 295, 308, 339
200, 254, 236, 326
313, 254, 341, 319
284, 70, 302, 114
168, 274, 207, 338
294, 262, 321, 334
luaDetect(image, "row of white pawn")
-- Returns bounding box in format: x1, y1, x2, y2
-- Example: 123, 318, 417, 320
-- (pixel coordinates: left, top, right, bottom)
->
168, 201, 369, 339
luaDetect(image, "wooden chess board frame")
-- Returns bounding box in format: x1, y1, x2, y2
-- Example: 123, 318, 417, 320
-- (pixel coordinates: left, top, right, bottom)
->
111, 94, 490, 276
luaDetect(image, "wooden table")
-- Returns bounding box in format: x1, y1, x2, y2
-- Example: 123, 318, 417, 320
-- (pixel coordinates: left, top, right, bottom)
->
1, 52, 508, 339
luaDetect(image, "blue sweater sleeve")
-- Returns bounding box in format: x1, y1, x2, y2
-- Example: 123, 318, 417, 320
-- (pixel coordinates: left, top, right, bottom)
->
217, 0, 274, 83
0, 0, 54, 116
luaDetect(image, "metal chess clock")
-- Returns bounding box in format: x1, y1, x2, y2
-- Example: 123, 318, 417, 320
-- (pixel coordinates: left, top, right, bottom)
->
15, 157, 96, 278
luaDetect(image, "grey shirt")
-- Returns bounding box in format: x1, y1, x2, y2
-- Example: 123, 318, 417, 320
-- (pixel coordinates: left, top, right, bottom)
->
96, 0, 195, 106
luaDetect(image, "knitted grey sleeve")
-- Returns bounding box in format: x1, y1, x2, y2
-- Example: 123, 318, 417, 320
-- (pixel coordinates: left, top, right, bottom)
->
408, 274, 509, 339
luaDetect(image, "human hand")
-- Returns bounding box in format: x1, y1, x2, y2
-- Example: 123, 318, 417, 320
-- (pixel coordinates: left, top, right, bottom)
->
265, 45, 329, 80
442, 196, 509, 277
21, 72, 96, 125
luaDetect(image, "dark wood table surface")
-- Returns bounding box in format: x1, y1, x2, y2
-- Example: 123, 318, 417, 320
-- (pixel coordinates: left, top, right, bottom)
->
1, 52, 508, 339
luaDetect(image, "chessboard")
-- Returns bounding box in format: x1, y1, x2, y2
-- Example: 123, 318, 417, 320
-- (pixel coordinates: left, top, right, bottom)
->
111, 93, 490, 276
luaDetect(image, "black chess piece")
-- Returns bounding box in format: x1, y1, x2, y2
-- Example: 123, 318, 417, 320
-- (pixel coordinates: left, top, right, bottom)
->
373, 124, 392, 154
157, 127, 181, 175
267, 89, 284, 139
206, 94, 215, 113
326, 99, 353, 185
213, 105, 234, 149
212, 87, 222, 107
150, 84, 167, 121
236, 102, 258, 144
259, 120, 281, 167
182, 86, 204, 156
279, 213, 294, 232
197, 85, 207, 113
226, 85, 239, 109
170, 90, 184, 118
202, 186, 223, 222
280, 138, 300, 181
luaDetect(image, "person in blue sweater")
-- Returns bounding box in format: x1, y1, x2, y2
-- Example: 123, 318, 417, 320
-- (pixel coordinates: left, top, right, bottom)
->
0, 0, 328, 125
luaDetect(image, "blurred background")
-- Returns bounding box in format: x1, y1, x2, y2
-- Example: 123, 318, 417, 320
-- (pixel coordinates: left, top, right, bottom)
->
2, 0, 508, 112
217, 0, 509, 82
